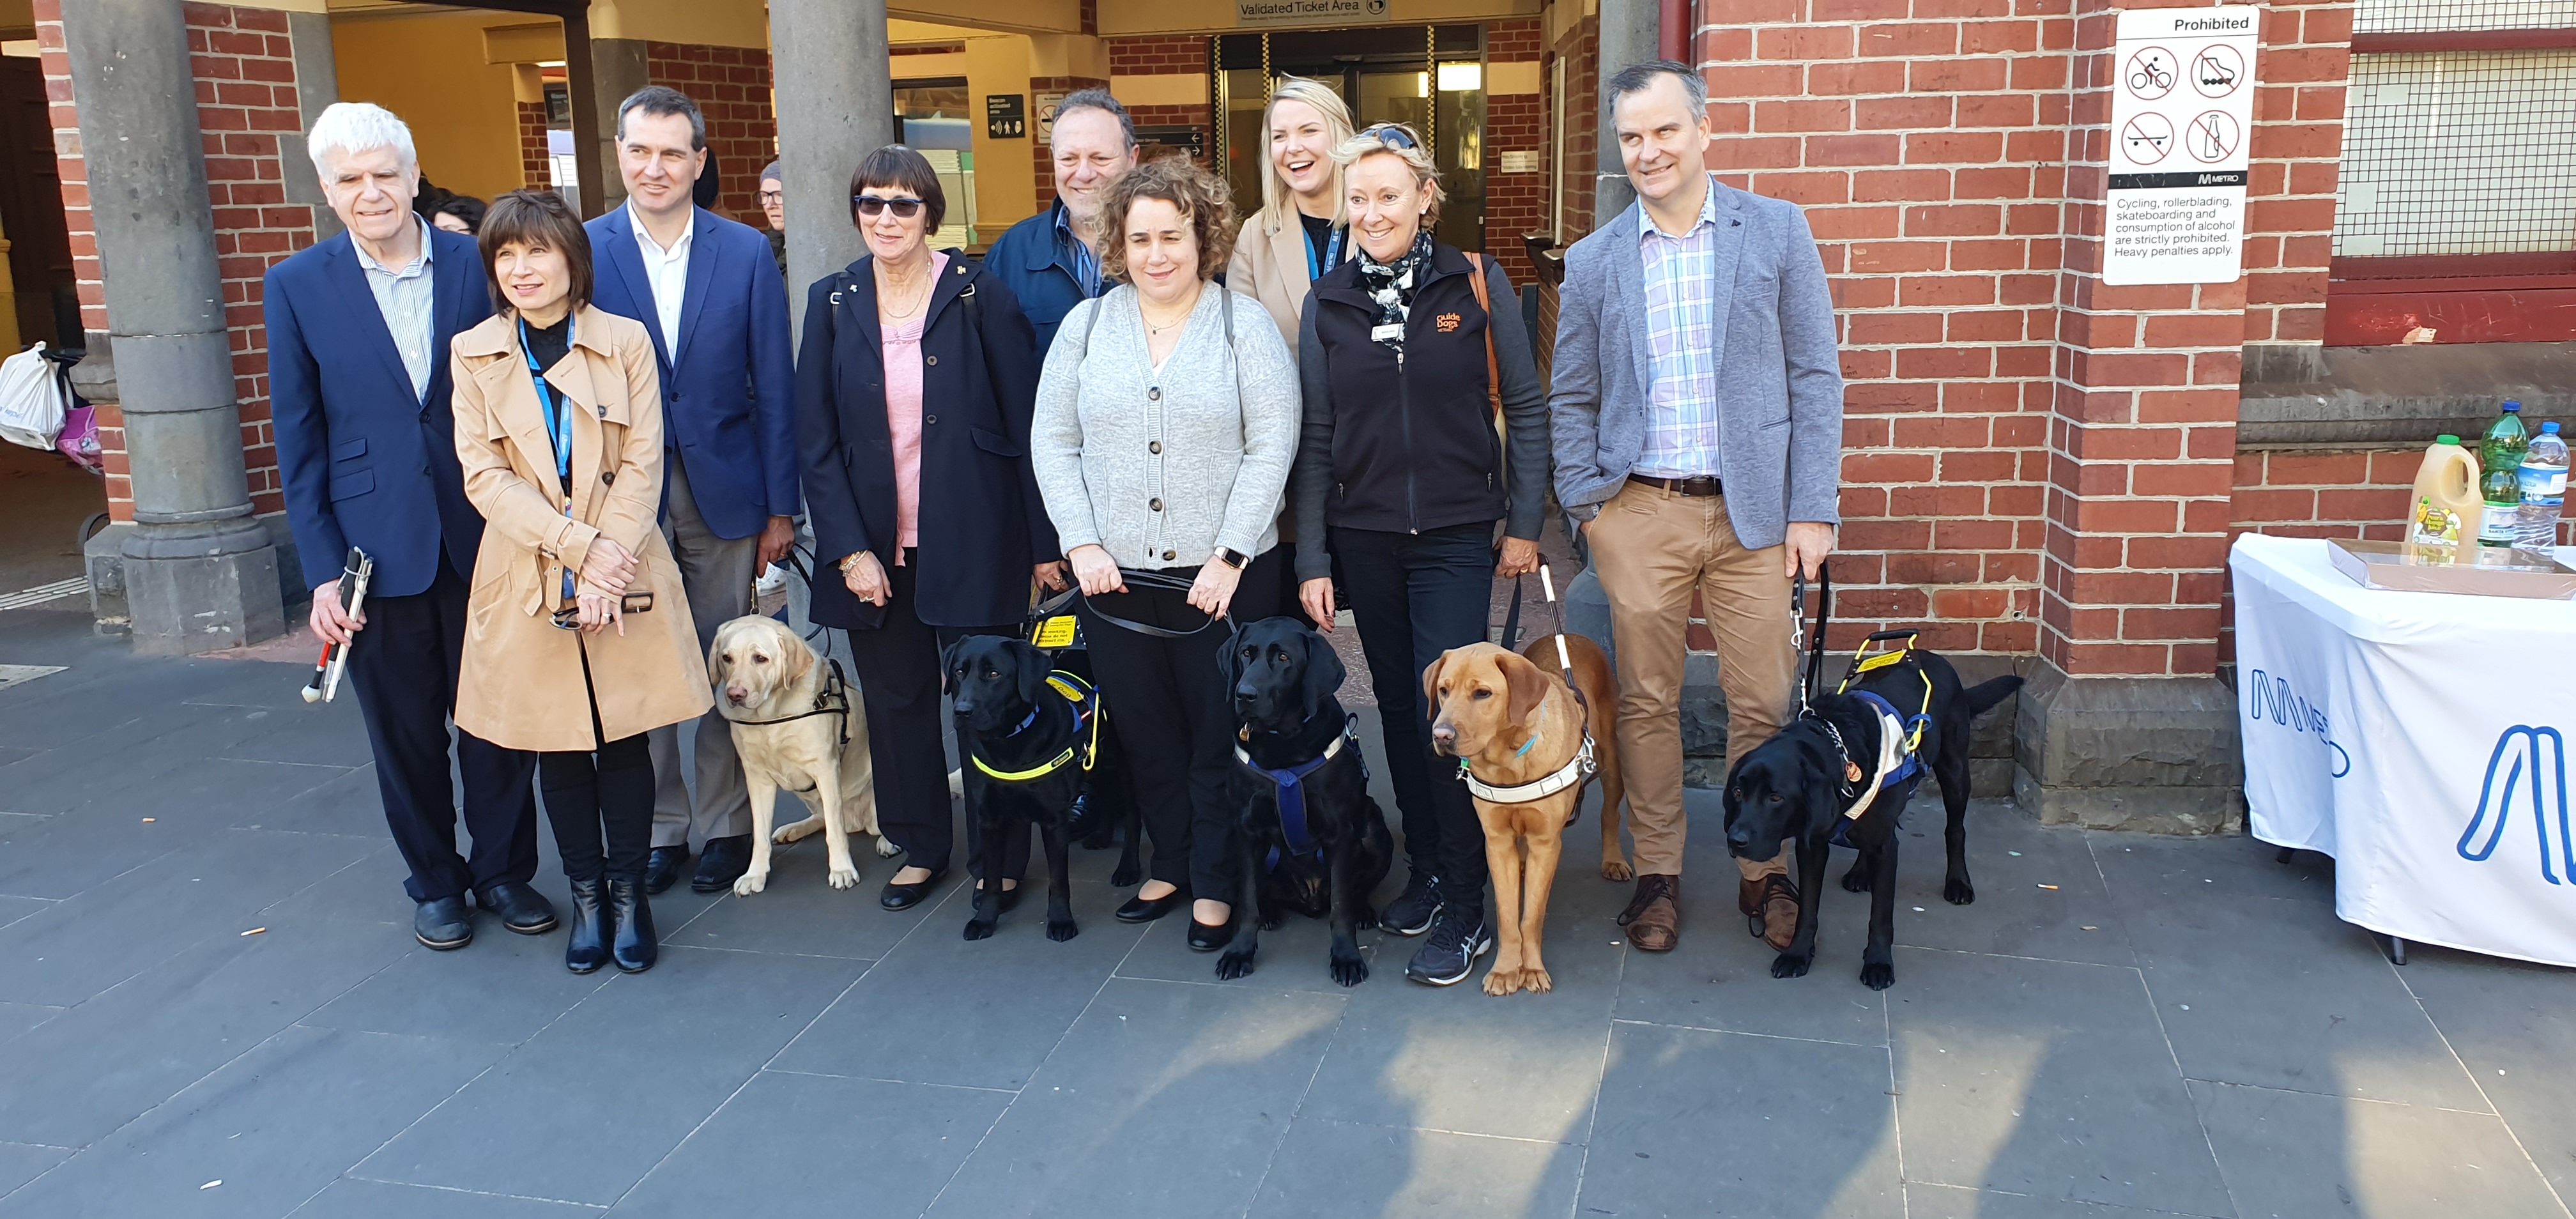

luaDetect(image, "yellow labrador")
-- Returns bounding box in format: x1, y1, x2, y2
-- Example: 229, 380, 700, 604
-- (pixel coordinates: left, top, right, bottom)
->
709, 616, 894, 896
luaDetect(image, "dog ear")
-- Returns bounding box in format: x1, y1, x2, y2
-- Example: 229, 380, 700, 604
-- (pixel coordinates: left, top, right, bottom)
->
705, 629, 728, 687
1299, 629, 1347, 720
938, 638, 964, 696
1496, 649, 1551, 733
1220, 619, 1248, 689
1010, 640, 1050, 710
1420, 650, 1449, 717
779, 625, 815, 691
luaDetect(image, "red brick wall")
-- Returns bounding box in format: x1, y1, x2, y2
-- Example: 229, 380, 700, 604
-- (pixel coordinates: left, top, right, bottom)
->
38, 0, 319, 523
2243, 4, 2349, 345
643, 42, 777, 229
1484, 18, 1545, 287
1107, 36, 1213, 171
518, 100, 551, 192
1030, 74, 1110, 209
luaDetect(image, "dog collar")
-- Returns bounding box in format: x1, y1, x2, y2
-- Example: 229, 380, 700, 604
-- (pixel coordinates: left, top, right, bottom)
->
969, 671, 1101, 782
1459, 732, 1597, 805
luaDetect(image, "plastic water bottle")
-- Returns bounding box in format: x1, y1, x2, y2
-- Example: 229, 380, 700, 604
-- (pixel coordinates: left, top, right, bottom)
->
2518, 422, 2568, 550
2478, 401, 2529, 548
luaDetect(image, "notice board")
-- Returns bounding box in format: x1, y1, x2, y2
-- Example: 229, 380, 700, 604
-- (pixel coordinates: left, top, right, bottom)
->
2103, 7, 2258, 286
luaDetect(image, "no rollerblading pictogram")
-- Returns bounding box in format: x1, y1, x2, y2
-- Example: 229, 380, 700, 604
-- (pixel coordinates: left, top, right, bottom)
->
2192, 43, 2244, 97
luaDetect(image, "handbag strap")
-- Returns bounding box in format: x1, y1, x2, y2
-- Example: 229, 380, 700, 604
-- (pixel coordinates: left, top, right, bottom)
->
1463, 252, 1502, 425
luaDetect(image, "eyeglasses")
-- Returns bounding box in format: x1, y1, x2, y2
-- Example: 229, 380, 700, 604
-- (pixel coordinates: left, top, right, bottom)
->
757, 190, 784, 204
853, 194, 924, 218
1359, 123, 1420, 151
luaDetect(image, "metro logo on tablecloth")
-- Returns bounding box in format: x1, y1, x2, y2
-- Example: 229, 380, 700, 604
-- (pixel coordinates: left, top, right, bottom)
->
2244, 668, 2350, 779
2460, 725, 2572, 885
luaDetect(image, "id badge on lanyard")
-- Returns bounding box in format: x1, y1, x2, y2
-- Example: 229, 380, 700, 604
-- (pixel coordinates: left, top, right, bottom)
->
519, 317, 578, 604
1307, 226, 1344, 281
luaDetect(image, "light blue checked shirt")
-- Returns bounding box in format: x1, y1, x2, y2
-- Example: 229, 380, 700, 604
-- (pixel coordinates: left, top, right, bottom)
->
355, 213, 436, 402
1635, 176, 1722, 480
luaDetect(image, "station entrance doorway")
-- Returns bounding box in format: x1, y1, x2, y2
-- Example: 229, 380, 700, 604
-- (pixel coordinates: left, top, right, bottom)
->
1216, 25, 1488, 254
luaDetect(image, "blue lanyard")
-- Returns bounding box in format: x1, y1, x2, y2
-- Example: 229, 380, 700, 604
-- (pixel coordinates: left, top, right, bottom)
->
518, 316, 577, 602
1307, 226, 1344, 280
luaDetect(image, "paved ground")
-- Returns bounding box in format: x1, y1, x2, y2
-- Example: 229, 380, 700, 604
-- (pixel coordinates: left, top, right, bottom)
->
0, 610, 2572, 1219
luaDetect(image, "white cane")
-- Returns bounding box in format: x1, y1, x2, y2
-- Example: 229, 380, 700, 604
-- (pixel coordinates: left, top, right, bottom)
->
1538, 564, 1572, 673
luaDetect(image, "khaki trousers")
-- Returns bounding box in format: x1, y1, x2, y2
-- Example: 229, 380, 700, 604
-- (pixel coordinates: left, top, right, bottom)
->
1585, 480, 1797, 879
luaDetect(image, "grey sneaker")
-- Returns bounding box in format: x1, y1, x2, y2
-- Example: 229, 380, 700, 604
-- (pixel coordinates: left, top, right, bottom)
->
1379, 869, 1443, 937
1405, 902, 1493, 987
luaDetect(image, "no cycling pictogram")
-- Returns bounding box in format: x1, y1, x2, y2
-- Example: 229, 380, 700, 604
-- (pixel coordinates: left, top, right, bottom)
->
2192, 43, 2244, 98
2186, 110, 2240, 163
2125, 45, 2177, 100
2122, 112, 2174, 165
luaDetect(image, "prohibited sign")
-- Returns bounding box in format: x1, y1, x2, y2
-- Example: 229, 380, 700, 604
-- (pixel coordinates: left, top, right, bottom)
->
2186, 110, 2239, 162
2125, 46, 2178, 100
2122, 112, 2175, 165
2191, 43, 2244, 97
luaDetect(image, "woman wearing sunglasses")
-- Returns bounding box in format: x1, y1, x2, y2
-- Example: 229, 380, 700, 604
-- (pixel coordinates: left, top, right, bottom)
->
795, 144, 1061, 914
449, 188, 710, 975
1290, 123, 1550, 987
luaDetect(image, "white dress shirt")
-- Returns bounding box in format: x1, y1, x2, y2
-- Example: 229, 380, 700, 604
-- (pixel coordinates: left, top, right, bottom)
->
627, 199, 694, 356
354, 213, 437, 402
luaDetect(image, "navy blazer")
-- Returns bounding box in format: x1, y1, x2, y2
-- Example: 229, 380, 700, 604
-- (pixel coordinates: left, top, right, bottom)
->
795, 253, 1057, 630
979, 199, 1095, 359
264, 227, 492, 599
585, 204, 799, 540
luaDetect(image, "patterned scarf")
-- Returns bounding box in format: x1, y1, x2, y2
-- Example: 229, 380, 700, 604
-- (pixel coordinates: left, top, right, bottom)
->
1353, 229, 1437, 352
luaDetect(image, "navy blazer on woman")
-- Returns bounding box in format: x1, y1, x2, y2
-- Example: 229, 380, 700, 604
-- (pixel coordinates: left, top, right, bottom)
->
265, 227, 491, 598
795, 254, 1057, 629
585, 204, 799, 540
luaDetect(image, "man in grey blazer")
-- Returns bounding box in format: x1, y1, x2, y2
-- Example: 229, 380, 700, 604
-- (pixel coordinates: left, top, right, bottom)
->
1550, 61, 1844, 955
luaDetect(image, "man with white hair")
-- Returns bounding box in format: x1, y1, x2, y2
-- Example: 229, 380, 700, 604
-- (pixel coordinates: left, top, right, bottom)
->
264, 102, 551, 952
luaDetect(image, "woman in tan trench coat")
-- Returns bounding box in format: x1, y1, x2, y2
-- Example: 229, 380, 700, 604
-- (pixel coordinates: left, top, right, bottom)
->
449, 189, 711, 976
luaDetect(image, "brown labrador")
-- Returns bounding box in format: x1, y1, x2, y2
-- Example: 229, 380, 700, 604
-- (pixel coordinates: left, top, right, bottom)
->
1425, 637, 1627, 996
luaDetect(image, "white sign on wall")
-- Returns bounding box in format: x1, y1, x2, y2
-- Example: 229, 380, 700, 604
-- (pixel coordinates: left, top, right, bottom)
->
2103, 7, 2258, 286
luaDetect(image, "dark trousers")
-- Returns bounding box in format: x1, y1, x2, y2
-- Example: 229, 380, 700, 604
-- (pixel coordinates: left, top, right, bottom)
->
840, 556, 1025, 879
1081, 550, 1285, 905
539, 648, 657, 880
343, 556, 540, 903
1333, 523, 1493, 898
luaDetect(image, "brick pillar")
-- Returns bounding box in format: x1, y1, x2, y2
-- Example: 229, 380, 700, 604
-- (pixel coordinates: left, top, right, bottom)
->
1105, 35, 1212, 167
1483, 18, 1546, 286
644, 42, 778, 228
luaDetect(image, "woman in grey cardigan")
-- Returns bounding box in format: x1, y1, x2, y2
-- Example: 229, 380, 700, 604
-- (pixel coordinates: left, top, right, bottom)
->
1031, 157, 1299, 951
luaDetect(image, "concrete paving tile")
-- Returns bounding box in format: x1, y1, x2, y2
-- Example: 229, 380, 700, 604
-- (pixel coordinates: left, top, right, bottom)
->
0, 1002, 59, 1045
924, 977, 1344, 1219
2097, 836, 2484, 1109
0, 905, 411, 1146
159, 698, 375, 769
769, 876, 1147, 1091
2193, 1079, 2568, 1219
1890, 801, 2138, 969
1581, 1021, 1903, 1219
2393, 944, 2576, 1203
1889, 948, 2233, 1216
0, 797, 195, 901
355, 946, 863, 1206
1609, 862, 1890, 1048
0, 1142, 71, 1197
0, 897, 48, 934
609, 1070, 1010, 1218
663, 846, 919, 962
0, 826, 379, 1006
0, 753, 355, 901
1905, 1183, 2201, 1217
0, 747, 34, 769
1245, 1117, 1582, 1219
300, 936, 612, 1045
240, 765, 394, 839
291, 1179, 604, 1217
0, 1024, 510, 1219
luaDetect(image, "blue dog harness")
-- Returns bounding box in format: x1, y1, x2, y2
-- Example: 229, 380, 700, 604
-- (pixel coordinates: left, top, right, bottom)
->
1236, 717, 1365, 871
1821, 690, 1928, 848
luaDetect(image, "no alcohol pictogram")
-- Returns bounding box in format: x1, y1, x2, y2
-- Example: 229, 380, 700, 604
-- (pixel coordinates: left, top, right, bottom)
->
2186, 110, 2240, 163
2125, 45, 2178, 100
2122, 112, 2174, 165
2191, 43, 2244, 97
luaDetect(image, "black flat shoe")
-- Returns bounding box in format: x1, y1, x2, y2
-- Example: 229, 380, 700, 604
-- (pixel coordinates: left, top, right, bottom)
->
414, 895, 473, 951
692, 835, 752, 894
1187, 919, 1235, 952
609, 877, 657, 973
477, 881, 558, 935
643, 845, 689, 896
563, 875, 608, 974
1116, 888, 1190, 923
880, 868, 947, 912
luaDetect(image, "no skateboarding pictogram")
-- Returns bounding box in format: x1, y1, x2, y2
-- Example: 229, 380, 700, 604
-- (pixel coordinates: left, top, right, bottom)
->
2122, 112, 2174, 165
2186, 110, 2239, 163
2125, 46, 2178, 100
2191, 44, 2244, 98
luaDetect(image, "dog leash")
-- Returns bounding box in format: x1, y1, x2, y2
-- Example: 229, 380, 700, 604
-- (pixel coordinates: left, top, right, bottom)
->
726, 657, 854, 746
1037, 568, 1216, 639
1790, 558, 1833, 718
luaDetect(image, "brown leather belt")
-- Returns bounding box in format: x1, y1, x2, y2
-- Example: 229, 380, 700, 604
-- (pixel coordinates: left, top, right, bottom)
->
1631, 474, 1724, 497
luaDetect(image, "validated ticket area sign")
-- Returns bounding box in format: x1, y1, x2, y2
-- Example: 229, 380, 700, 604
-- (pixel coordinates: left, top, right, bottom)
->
2104, 7, 2258, 286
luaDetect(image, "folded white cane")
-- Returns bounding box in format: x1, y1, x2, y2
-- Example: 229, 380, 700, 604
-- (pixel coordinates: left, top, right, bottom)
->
302, 547, 373, 705
1538, 564, 1572, 673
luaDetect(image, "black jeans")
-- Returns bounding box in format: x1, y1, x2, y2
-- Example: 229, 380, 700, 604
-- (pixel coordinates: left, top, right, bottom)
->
1331, 523, 1494, 898
1081, 549, 1286, 907
540, 648, 656, 881
839, 555, 1025, 879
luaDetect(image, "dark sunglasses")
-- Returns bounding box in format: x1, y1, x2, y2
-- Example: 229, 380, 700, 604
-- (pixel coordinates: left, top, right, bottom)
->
854, 194, 925, 218
1360, 123, 1420, 151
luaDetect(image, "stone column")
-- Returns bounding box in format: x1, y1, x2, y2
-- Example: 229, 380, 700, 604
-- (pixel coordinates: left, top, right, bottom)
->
770, 0, 894, 335
1591, 0, 1659, 225
281, 9, 342, 242
61, 0, 281, 655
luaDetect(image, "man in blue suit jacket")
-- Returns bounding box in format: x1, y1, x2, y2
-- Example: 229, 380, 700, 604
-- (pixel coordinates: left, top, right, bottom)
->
982, 88, 1137, 353
266, 103, 549, 951
586, 86, 799, 896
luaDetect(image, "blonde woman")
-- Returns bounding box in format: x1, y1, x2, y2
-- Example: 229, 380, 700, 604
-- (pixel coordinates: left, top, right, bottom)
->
1226, 76, 1356, 359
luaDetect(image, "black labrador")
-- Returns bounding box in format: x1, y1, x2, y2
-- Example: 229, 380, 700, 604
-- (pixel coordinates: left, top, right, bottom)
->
1216, 617, 1393, 987
942, 635, 1088, 943
1722, 648, 2021, 989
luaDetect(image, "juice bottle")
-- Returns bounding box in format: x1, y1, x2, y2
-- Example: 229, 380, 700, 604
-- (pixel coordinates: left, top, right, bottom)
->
2409, 434, 2481, 548
2478, 401, 2529, 547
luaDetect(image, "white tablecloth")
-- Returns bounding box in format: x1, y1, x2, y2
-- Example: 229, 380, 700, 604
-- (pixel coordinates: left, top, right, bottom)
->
2230, 533, 2576, 967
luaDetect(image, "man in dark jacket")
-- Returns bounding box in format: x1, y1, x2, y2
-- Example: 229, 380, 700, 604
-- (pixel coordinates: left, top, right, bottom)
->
981, 88, 1137, 355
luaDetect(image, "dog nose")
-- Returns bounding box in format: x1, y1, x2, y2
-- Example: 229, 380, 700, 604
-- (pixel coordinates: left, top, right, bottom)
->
725, 686, 747, 705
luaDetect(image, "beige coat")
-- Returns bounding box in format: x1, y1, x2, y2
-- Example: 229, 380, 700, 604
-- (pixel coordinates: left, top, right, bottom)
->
448, 305, 712, 753
1228, 210, 1323, 370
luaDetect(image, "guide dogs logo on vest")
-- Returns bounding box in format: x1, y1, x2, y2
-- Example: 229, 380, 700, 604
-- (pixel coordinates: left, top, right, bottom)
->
2458, 724, 2572, 885
2244, 669, 2349, 779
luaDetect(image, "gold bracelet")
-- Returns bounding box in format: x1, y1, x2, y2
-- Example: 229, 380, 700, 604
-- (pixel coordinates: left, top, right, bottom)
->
839, 552, 866, 574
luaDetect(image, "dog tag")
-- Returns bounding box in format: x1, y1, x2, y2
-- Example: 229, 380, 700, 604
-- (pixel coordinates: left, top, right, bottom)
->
1031, 615, 1078, 648
1845, 762, 1865, 784
1371, 323, 1404, 342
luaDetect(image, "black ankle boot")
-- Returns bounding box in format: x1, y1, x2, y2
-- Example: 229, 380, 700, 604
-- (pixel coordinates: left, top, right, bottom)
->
609, 877, 657, 973
564, 875, 609, 974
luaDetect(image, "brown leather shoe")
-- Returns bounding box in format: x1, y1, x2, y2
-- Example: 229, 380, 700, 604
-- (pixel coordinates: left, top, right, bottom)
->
1618, 873, 1680, 953
1738, 876, 1766, 918
1757, 875, 1800, 951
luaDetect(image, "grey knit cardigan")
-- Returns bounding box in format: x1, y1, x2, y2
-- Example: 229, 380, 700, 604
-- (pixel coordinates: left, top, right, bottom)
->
1031, 284, 1300, 572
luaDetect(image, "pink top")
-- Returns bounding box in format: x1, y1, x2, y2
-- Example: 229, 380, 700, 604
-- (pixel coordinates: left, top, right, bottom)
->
882, 251, 947, 560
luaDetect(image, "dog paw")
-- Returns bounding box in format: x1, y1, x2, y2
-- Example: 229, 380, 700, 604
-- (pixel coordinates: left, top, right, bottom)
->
1770, 949, 1814, 979
774, 818, 820, 845
732, 871, 768, 897
1602, 859, 1634, 882
828, 866, 859, 890
1258, 913, 1286, 931
1840, 862, 1872, 893
1482, 968, 1521, 996
1108, 860, 1141, 886
1329, 951, 1368, 988
1353, 905, 1379, 931
1215, 949, 1257, 981
962, 918, 997, 942
1860, 960, 1895, 990
1943, 876, 1975, 905
876, 836, 902, 859
1046, 917, 1079, 942
1525, 967, 1553, 993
